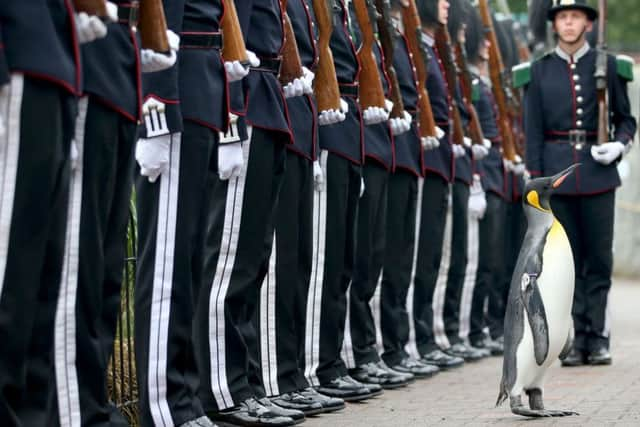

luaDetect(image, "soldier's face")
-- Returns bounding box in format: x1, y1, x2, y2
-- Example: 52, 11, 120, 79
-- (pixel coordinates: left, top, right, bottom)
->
438, 0, 449, 25
553, 9, 593, 44
479, 38, 490, 62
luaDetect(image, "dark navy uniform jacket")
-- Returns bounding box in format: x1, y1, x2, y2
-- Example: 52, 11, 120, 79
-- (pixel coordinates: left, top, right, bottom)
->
524, 44, 637, 195
142, 0, 229, 135
82, 0, 141, 122
0, 24, 9, 84
392, 30, 423, 178
421, 32, 453, 183
472, 71, 505, 198
318, 0, 363, 165
0, 0, 81, 95
236, 0, 292, 142
286, 0, 319, 161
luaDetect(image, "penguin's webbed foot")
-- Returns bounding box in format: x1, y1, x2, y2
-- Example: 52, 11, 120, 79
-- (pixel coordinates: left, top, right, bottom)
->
511, 406, 578, 417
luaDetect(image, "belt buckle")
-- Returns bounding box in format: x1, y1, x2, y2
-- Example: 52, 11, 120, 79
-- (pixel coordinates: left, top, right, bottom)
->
569, 129, 586, 150
128, 1, 140, 29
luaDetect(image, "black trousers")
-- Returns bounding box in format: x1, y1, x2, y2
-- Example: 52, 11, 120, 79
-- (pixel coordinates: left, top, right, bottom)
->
346, 159, 389, 367
135, 123, 218, 427
380, 171, 418, 366
0, 75, 74, 426
552, 191, 616, 352
259, 150, 313, 396
52, 96, 136, 427
196, 128, 287, 412
413, 174, 450, 355
443, 181, 470, 345
470, 192, 507, 344
314, 153, 361, 385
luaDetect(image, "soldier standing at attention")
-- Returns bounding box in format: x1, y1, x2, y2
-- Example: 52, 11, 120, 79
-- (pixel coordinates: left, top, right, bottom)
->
520, 0, 636, 367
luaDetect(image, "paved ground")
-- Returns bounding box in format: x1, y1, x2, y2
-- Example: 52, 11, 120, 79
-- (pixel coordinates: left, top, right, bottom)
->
304, 279, 640, 426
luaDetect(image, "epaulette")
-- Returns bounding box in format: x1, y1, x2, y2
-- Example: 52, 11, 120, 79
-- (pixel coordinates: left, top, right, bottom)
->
471, 78, 481, 102
616, 54, 635, 81
512, 61, 531, 89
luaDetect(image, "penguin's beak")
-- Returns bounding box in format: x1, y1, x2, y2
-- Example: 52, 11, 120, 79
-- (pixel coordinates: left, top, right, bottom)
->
551, 164, 580, 189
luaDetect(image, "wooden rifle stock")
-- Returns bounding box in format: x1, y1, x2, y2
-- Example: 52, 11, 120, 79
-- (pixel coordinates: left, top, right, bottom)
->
400, 0, 437, 138
375, 0, 404, 118
221, 0, 249, 64
434, 24, 464, 145
455, 41, 484, 145
311, 0, 341, 111
138, 0, 170, 52
595, 0, 609, 145
353, 0, 387, 110
73, 0, 108, 16
279, 1, 305, 85
478, 0, 516, 161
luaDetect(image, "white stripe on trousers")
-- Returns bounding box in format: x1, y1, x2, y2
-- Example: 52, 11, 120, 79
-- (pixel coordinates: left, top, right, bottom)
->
340, 282, 356, 369
304, 151, 327, 387
147, 133, 182, 427
405, 177, 423, 360
208, 135, 252, 410
433, 201, 452, 349
459, 214, 480, 342
0, 74, 23, 300
54, 96, 88, 427
260, 235, 279, 397
371, 272, 384, 355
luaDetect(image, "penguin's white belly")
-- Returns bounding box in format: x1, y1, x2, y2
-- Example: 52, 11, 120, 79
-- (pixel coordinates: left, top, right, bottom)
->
514, 220, 574, 391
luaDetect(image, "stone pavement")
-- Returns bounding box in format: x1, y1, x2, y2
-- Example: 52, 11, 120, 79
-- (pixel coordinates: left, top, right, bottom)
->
304, 279, 640, 426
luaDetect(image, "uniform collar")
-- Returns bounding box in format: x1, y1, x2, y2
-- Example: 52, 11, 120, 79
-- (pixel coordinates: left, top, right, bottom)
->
421, 31, 434, 47
554, 42, 591, 63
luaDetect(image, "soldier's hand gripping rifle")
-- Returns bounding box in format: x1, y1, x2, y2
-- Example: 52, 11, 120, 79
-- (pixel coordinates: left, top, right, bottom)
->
353, 0, 387, 110
400, 0, 438, 139
311, 0, 342, 111
478, 0, 516, 161
221, 0, 249, 65
279, 0, 305, 85
375, 0, 404, 118
434, 23, 465, 146
454, 39, 485, 145
595, 0, 608, 145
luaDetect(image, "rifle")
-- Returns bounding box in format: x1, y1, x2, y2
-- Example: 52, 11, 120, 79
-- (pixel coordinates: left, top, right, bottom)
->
400, 0, 438, 138
595, 0, 608, 145
138, 0, 170, 52
72, 0, 107, 16
375, 0, 404, 118
434, 23, 464, 145
477, 0, 517, 161
221, 0, 249, 65
311, 0, 341, 111
352, 0, 387, 110
279, 1, 305, 85
454, 40, 485, 145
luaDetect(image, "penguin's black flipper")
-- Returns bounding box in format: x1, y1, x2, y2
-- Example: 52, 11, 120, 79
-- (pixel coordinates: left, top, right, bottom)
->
520, 273, 549, 365
559, 329, 574, 361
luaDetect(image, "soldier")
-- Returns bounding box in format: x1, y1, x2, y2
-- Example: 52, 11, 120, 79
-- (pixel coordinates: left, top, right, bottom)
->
379, 0, 441, 379
520, 0, 636, 366
133, 1, 247, 426
258, 0, 346, 416
0, 3, 109, 424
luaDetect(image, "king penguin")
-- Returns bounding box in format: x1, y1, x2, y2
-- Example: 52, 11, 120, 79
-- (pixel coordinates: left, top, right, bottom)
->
496, 164, 580, 417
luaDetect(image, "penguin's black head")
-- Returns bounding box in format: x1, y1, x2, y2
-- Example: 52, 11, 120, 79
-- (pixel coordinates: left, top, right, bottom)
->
524, 164, 580, 212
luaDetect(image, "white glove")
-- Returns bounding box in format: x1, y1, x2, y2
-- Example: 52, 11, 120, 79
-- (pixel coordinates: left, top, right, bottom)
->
360, 177, 365, 198
313, 160, 324, 192
246, 50, 261, 67
452, 144, 466, 159
318, 99, 349, 126
140, 30, 180, 73
218, 142, 244, 180
468, 176, 487, 220
463, 136, 472, 148
512, 162, 526, 176
591, 141, 626, 166
75, 12, 107, 44
362, 106, 389, 125
389, 111, 412, 136
302, 66, 315, 95
435, 126, 445, 140
503, 158, 514, 172
482, 138, 492, 149
384, 99, 394, 113
472, 143, 489, 160
136, 134, 172, 183
224, 60, 249, 82
283, 77, 305, 98
421, 136, 439, 150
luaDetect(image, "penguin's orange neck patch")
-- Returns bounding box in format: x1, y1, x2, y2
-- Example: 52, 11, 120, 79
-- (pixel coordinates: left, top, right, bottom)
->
527, 190, 550, 212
